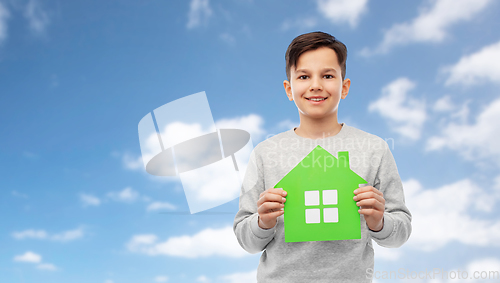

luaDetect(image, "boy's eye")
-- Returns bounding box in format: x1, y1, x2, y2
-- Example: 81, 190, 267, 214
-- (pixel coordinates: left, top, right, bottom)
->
298, 75, 309, 80
324, 75, 334, 79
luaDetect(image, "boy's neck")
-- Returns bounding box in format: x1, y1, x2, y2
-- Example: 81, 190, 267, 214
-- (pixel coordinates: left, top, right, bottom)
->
294, 116, 343, 139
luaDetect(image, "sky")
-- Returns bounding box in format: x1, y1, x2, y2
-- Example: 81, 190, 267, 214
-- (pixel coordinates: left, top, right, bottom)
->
1, 0, 500, 282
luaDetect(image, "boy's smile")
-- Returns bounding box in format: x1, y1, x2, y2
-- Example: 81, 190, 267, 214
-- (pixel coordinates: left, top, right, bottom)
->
284, 47, 350, 123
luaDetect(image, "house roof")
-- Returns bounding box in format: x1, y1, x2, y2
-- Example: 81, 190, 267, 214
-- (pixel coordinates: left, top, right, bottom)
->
275, 145, 365, 190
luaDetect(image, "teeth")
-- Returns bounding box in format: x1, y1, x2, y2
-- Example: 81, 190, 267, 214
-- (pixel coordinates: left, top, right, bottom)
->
309, 98, 325, 101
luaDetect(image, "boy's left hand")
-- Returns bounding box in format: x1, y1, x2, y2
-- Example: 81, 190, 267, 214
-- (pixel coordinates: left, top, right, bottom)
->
353, 186, 385, 232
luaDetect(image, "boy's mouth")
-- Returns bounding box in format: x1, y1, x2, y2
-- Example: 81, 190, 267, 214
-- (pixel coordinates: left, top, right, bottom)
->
305, 97, 327, 101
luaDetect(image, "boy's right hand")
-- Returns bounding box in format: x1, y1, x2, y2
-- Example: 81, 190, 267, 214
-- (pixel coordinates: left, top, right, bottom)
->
257, 188, 287, 229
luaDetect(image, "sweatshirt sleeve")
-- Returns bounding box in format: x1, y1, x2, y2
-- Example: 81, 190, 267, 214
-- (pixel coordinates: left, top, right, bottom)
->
233, 148, 277, 254
369, 141, 412, 248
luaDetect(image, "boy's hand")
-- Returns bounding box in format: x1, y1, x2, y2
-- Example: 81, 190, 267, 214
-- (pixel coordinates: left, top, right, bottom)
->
257, 188, 287, 229
353, 186, 385, 232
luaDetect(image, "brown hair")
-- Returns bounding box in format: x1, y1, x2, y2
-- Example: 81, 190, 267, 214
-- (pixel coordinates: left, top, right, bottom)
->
285, 31, 347, 81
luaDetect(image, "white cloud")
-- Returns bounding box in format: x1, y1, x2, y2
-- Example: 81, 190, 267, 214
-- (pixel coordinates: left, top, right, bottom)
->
13, 251, 58, 270
495, 176, 500, 198
12, 229, 47, 240
437, 99, 471, 124
13, 251, 42, 263
81, 185, 173, 211
454, 100, 471, 122
154, 275, 169, 282
276, 119, 297, 131
215, 114, 265, 142
0, 2, 9, 44
197, 275, 211, 282
126, 226, 248, 258
107, 187, 139, 203
187, 0, 212, 29
218, 269, 257, 283
161, 121, 215, 148
12, 227, 84, 242
426, 98, 500, 165
362, 0, 492, 55
178, 156, 242, 212
122, 153, 144, 170
316, 0, 369, 28
37, 263, 58, 271
51, 227, 84, 242
24, 0, 49, 34
404, 178, 500, 251
80, 193, 101, 207
137, 126, 162, 171
433, 95, 455, 112
443, 40, 500, 86
267, 119, 300, 138
146, 201, 176, 212
368, 78, 426, 140
129, 234, 157, 245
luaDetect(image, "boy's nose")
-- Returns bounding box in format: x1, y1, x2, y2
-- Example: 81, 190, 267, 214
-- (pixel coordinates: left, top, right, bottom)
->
309, 78, 323, 92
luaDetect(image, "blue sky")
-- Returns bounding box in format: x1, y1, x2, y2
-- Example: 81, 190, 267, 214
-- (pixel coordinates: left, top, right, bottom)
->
1, 0, 500, 282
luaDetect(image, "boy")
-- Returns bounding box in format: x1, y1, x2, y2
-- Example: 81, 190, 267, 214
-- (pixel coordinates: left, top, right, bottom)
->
233, 31, 411, 282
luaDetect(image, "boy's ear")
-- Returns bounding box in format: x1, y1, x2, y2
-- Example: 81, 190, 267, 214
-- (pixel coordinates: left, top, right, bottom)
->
341, 78, 351, 99
283, 80, 293, 101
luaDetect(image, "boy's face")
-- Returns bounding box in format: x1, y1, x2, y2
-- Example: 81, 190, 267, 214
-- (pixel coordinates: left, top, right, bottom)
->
283, 47, 350, 121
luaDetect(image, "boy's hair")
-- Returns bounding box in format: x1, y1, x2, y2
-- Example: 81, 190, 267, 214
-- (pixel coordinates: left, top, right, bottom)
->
285, 31, 347, 82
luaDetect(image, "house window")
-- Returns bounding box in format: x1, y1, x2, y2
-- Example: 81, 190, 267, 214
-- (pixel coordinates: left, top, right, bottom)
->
304, 190, 338, 224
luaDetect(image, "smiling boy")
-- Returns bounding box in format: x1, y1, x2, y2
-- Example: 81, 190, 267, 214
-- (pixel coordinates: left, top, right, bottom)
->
233, 31, 412, 282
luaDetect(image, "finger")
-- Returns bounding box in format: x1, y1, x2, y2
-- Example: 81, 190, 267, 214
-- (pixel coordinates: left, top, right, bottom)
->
353, 191, 385, 203
354, 186, 383, 196
260, 210, 284, 222
258, 201, 284, 214
354, 186, 372, 194
353, 193, 384, 206
257, 195, 286, 208
356, 199, 385, 211
270, 188, 287, 196
262, 201, 285, 213
259, 188, 287, 199
257, 192, 287, 206
358, 208, 383, 217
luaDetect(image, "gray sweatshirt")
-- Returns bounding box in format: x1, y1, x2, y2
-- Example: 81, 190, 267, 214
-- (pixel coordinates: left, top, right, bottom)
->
233, 123, 412, 282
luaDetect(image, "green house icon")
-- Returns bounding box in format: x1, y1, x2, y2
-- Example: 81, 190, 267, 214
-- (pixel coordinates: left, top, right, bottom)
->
275, 145, 367, 242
